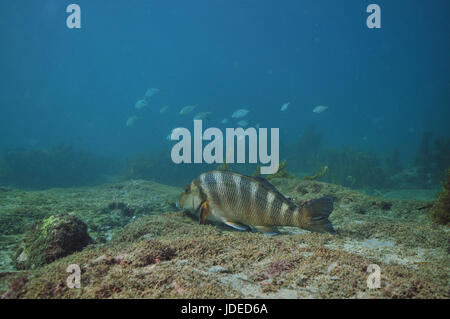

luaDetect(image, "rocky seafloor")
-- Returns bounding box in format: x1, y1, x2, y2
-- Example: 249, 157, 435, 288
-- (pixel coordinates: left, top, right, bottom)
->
0, 177, 448, 299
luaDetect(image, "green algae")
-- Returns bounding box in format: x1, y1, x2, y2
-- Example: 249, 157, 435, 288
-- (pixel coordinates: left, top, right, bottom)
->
302, 165, 328, 181
216, 162, 229, 171
266, 160, 294, 180
0, 206, 50, 235
430, 169, 450, 225
12, 213, 93, 270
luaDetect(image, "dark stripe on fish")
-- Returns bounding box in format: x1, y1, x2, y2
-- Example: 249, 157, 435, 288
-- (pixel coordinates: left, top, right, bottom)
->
202, 172, 221, 209
239, 173, 253, 221
254, 182, 269, 224
270, 195, 283, 224
221, 171, 237, 210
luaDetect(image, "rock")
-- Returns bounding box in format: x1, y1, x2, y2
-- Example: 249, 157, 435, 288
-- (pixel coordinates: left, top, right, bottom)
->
18, 251, 28, 263
384, 284, 392, 296
12, 213, 92, 270
327, 262, 338, 273
91, 255, 108, 265
113, 254, 131, 265
207, 265, 229, 273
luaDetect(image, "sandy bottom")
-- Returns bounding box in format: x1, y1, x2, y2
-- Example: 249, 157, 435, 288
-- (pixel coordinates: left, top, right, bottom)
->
0, 178, 448, 298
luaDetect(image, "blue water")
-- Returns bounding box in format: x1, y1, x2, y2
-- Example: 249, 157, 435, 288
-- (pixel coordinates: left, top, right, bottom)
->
0, 0, 449, 188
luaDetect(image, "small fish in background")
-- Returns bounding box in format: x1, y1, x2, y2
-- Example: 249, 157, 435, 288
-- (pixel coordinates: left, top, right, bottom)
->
236, 120, 248, 127
126, 115, 138, 127
145, 88, 161, 100
313, 105, 328, 114
280, 102, 290, 112
232, 109, 250, 119
371, 117, 385, 134
179, 104, 197, 115
159, 105, 169, 114
221, 118, 229, 124
178, 170, 335, 235
135, 99, 148, 110
193, 112, 212, 121
27, 138, 39, 147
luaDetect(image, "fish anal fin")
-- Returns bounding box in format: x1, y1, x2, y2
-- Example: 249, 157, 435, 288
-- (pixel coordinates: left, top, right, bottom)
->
224, 220, 248, 231
198, 200, 211, 225
253, 225, 279, 236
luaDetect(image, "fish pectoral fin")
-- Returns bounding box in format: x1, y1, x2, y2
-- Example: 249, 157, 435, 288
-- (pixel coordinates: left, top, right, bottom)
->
224, 220, 248, 231
198, 200, 211, 225
252, 225, 279, 236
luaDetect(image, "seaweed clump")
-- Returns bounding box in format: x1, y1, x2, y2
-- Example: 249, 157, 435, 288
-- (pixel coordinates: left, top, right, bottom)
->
414, 131, 433, 174
12, 213, 93, 270
0, 206, 49, 235
302, 165, 328, 181
216, 162, 229, 171
321, 147, 387, 189
386, 147, 403, 176
412, 133, 450, 186
287, 125, 323, 173
286, 126, 388, 189
266, 160, 294, 180
432, 137, 450, 176
0, 143, 112, 189
430, 169, 450, 225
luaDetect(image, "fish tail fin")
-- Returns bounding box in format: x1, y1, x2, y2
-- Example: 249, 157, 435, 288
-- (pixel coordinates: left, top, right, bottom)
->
300, 197, 335, 234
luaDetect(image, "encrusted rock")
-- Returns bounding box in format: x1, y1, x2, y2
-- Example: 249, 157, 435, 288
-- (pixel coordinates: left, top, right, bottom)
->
12, 213, 92, 270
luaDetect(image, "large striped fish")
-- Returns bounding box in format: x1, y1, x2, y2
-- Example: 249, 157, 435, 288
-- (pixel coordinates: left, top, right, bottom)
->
177, 170, 335, 234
